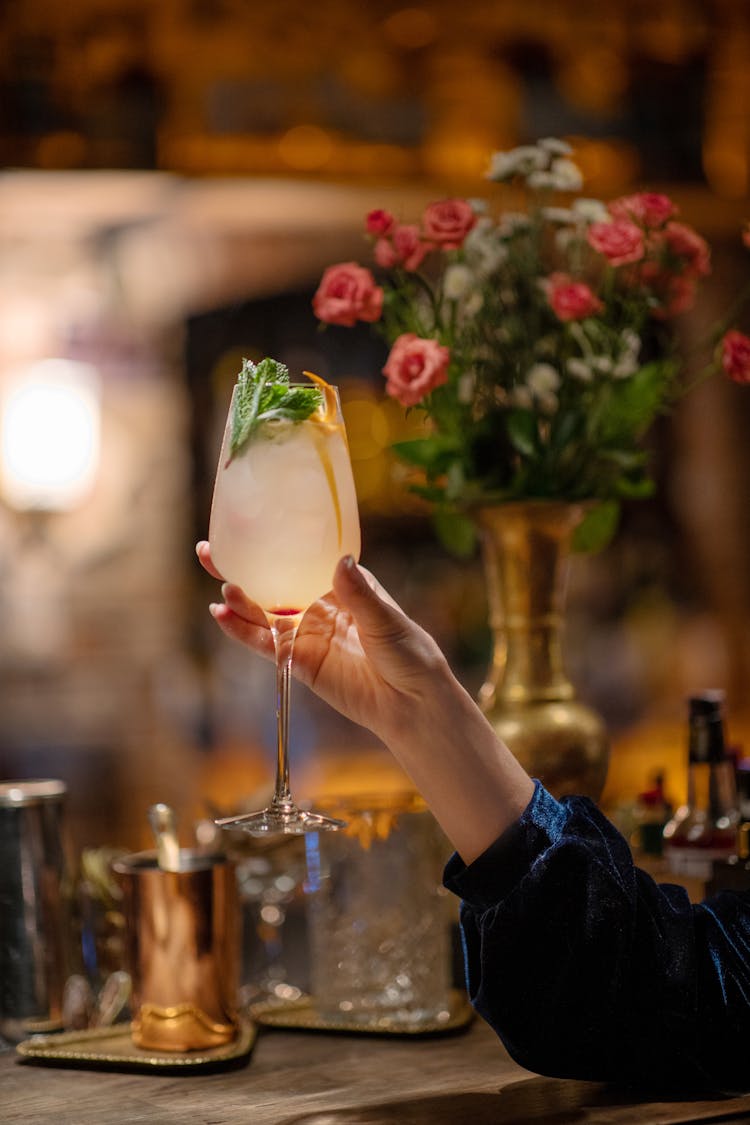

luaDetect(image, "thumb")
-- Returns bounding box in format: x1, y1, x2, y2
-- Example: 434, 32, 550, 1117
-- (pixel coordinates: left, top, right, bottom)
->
332, 556, 411, 644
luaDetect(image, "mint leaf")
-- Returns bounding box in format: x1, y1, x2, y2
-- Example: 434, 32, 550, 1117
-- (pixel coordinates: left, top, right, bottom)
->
228, 358, 323, 461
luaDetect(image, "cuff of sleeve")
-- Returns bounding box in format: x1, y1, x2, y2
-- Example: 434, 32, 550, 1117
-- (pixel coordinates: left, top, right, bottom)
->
443, 779, 570, 911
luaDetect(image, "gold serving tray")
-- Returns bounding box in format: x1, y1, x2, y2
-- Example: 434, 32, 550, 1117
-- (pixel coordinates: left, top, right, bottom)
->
250, 989, 473, 1037
16, 1017, 257, 1072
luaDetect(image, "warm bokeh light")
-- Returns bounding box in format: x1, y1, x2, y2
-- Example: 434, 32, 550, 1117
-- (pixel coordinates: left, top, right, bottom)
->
381, 7, 438, 50
277, 125, 336, 171
1, 358, 101, 511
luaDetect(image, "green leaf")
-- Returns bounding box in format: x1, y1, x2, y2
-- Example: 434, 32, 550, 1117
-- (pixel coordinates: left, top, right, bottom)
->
506, 409, 537, 457
571, 500, 620, 553
597, 361, 675, 445
433, 509, 477, 558
391, 436, 460, 474
550, 409, 582, 452
229, 357, 322, 460
391, 438, 443, 468
615, 476, 655, 500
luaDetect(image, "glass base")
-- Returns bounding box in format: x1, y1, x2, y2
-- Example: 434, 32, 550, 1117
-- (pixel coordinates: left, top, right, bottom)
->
215, 806, 346, 837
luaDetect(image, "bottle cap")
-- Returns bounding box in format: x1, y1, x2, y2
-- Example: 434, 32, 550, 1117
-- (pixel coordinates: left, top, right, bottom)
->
688, 691, 727, 763
688, 691, 725, 719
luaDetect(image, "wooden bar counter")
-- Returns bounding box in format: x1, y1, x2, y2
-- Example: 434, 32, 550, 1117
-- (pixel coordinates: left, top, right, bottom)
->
4, 1014, 750, 1124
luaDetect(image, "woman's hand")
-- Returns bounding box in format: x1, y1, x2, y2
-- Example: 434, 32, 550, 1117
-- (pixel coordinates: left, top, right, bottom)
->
196, 542, 451, 747
196, 541, 534, 862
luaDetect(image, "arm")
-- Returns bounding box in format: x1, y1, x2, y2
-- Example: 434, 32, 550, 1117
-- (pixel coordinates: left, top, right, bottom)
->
197, 543, 750, 1092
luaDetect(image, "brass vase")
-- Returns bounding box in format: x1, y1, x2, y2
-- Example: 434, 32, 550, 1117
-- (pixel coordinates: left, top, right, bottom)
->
475, 502, 609, 801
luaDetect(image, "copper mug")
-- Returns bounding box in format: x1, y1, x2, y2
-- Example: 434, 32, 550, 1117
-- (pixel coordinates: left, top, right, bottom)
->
113, 850, 240, 1051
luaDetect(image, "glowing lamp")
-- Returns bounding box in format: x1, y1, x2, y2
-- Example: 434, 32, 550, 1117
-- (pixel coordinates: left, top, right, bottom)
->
1, 358, 101, 512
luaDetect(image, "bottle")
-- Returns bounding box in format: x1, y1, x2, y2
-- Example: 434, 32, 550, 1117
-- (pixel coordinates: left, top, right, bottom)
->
706, 823, 750, 895
662, 692, 740, 882
633, 773, 672, 857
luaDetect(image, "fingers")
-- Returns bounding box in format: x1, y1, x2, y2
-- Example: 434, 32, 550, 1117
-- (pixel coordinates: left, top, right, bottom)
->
209, 587, 275, 659
195, 540, 223, 581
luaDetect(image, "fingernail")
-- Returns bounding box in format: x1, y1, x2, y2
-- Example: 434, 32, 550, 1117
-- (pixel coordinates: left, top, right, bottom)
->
341, 555, 365, 589
209, 603, 220, 618
221, 582, 231, 599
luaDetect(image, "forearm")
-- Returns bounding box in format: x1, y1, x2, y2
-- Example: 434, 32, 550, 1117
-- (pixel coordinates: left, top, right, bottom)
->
380, 660, 535, 865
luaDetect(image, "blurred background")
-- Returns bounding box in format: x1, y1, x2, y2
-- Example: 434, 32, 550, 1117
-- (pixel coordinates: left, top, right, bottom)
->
1, 0, 749, 855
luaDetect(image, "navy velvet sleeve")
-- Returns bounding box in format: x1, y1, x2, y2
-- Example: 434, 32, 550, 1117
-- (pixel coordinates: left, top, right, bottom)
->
443, 780, 750, 1093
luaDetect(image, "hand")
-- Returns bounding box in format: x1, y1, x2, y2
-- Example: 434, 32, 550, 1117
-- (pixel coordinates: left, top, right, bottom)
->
196, 542, 451, 747
196, 541, 535, 863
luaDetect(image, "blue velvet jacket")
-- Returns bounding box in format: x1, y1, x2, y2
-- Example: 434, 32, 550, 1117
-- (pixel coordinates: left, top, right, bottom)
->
444, 780, 750, 1094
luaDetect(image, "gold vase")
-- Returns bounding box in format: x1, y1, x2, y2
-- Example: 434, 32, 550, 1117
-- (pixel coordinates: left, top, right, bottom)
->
475, 502, 609, 801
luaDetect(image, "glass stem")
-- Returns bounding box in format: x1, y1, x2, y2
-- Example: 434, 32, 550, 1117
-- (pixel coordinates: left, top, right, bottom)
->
268, 613, 301, 817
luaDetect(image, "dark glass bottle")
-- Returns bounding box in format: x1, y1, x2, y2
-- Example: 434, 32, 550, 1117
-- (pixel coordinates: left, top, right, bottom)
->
663, 692, 740, 881
706, 824, 750, 895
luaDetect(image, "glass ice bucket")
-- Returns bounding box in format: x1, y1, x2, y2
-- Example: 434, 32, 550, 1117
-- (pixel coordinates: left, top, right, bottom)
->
304, 791, 453, 1030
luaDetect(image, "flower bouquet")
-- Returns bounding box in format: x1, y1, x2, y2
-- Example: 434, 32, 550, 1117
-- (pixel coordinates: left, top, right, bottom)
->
313, 138, 750, 552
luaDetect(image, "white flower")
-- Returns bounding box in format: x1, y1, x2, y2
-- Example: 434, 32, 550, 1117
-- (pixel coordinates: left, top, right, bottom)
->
528, 159, 582, 193
526, 362, 561, 396
464, 220, 508, 275
538, 137, 573, 156
572, 198, 610, 224
527, 171, 557, 191
621, 328, 641, 357
567, 357, 594, 382
463, 290, 484, 318
498, 211, 531, 236
612, 354, 638, 379
555, 228, 576, 253
541, 207, 574, 224
521, 364, 561, 414
486, 145, 546, 182
550, 158, 584, 192
612, 328, 642, 378
443, 263, 474, 300
457, 372, 476, 404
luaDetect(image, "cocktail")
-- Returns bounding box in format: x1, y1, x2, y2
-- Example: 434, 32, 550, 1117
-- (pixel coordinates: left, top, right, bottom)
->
208, 358, 361, 835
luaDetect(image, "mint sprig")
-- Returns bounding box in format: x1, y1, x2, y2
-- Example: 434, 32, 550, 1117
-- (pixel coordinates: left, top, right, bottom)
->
228, 357, 323, 461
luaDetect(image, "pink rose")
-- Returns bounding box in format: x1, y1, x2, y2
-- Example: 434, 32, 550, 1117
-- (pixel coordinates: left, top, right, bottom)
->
313, 262, 383, 326
608, 192, 677, 228
422, 199, 477, 249
721, 330, 750, 385
373, 225, 430, 271
587, 220, 645, 266
545, 272, 603, 321
651, 275, 698, 319
373, 237, 398, 268
366, 209, 395, 237
382, 333, 450, 406
392, 224, 432, 271
662, 222, 711, 279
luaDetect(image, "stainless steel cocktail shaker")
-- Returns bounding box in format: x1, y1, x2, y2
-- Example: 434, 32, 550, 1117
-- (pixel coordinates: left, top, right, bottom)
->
0, 779, 72, 1042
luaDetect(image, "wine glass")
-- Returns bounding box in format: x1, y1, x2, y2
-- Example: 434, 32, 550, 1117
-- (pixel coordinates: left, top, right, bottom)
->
208, 374, 361, 835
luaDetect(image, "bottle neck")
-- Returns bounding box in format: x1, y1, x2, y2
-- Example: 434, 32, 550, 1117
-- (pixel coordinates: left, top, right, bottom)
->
686, 759, 739, 820
688, 713, 726, 765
